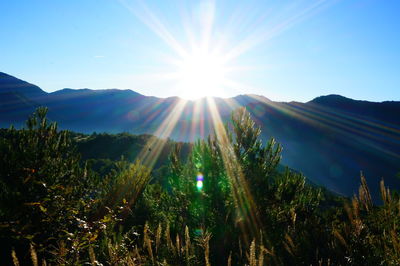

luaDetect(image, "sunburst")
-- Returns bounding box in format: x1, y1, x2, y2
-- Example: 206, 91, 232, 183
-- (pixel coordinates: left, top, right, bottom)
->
174, 48, 228, 99
118, 0, 334, 242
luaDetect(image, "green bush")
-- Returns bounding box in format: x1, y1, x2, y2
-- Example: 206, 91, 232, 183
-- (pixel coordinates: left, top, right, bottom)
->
1, 107, 400, 265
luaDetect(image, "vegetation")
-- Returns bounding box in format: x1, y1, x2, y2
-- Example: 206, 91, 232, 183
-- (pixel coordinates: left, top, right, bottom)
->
1, 107, 399, 265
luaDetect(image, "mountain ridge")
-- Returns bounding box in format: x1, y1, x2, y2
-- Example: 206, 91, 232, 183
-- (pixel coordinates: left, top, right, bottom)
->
4, 71, 399, 104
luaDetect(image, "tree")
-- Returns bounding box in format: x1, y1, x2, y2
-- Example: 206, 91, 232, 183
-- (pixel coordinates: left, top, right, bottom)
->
0, 107, 149, 264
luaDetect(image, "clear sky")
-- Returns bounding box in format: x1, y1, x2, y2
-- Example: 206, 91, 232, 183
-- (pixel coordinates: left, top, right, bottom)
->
1, 0, 399, 102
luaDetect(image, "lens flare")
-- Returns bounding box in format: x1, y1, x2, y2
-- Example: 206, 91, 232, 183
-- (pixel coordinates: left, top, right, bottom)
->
196, 180, 203, 190
197, 173, 204, 181
196, 173, 204, 191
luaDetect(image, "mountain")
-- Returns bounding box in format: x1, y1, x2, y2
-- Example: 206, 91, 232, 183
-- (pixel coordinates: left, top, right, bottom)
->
0, 72, 46, 124
243, 98, 400, 199
1, 72, 399, 199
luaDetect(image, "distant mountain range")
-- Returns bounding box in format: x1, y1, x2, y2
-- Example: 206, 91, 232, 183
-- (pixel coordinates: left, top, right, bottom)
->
1, 71, 400, 200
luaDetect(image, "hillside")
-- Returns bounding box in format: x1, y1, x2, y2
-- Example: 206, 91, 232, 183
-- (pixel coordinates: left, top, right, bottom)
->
1, 72, 399, 199
1, 106, 397, 265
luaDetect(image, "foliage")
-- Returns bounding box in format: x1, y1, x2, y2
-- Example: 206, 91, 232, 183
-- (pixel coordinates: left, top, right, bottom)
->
1, 107, 400, 265
0, 107, 150, 264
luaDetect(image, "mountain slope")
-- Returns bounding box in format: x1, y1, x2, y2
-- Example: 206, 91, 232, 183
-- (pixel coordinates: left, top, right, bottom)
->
1, 72, 399, 199
0, 72, 46, 125
243, 99, 400, 198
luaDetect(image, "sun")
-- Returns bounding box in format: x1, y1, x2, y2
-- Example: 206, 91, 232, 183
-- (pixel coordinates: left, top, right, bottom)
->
175, 49, 228, 100
124, 0, 331, 101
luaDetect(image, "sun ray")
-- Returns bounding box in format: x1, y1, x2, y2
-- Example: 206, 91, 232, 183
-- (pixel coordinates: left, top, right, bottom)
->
206, 97, 261, 244
135, 99, 188, 170
246, 95, 400, 159
119, 0, 188, 58
118, 0, 337, 100
189, 99, 206, 141
223, 0, 331, 61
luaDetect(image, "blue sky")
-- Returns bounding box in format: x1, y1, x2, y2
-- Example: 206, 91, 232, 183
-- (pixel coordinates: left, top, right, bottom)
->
1, 0, 399, 101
